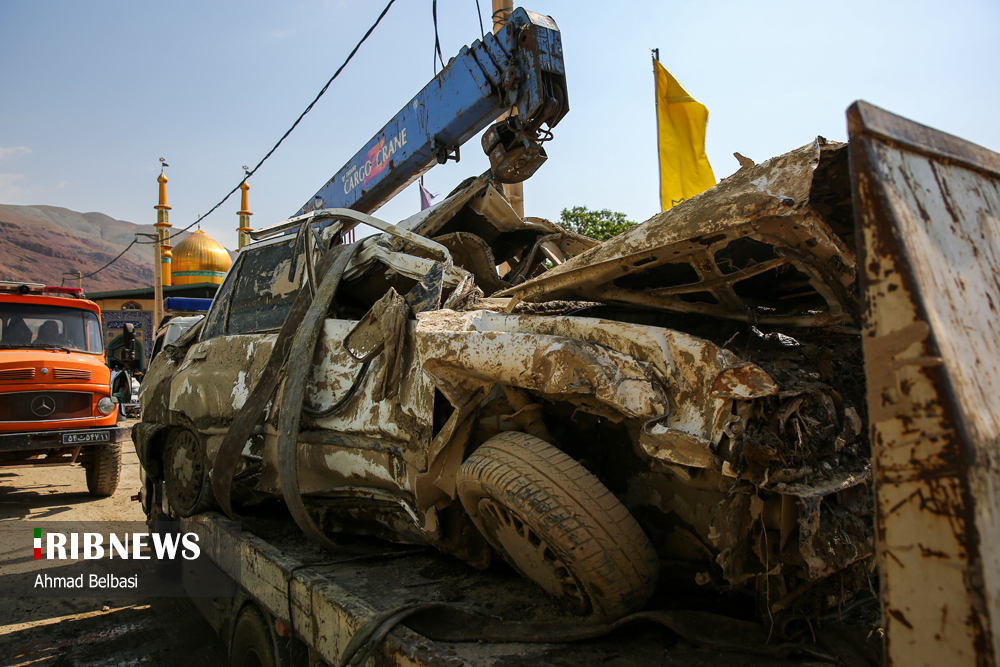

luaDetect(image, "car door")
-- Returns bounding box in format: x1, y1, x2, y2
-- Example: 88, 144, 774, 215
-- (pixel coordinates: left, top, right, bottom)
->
170, 232, 313, 428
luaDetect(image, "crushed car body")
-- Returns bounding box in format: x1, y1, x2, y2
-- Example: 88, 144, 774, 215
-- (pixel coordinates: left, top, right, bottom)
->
135, 137, 874, 621
499, 139, 859, 328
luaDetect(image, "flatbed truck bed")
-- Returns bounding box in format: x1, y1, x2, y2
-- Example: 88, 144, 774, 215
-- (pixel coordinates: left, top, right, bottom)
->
175, 511, 858, 667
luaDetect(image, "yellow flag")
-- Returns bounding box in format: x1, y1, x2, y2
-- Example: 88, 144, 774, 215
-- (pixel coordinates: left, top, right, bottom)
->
654, 61, 715, 210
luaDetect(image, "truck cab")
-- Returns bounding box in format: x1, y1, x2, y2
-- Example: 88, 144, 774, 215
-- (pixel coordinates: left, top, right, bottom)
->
0, 281, 129, 496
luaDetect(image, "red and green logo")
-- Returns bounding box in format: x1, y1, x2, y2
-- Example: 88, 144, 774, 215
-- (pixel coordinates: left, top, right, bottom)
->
34, 527, 42, 559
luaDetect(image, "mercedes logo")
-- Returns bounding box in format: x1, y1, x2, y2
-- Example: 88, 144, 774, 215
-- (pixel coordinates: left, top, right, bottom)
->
30, 395, 56, 417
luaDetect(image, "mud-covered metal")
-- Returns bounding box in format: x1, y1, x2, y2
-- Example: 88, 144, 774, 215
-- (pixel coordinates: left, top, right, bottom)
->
136, 139, 878, 623
498, 140, 859, 327
850, 100, 1000, 666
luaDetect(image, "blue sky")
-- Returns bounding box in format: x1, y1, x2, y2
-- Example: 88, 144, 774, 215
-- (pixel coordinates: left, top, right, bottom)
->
1, 0, 997, 250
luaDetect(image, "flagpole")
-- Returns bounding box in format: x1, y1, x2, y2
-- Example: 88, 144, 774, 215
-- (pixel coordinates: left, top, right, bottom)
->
652, 49, 663, 212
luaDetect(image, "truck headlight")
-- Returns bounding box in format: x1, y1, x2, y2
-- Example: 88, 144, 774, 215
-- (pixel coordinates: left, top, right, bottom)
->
97, 397, 116, 415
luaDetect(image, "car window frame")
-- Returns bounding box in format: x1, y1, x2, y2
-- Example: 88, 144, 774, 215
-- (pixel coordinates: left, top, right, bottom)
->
199, 254, 242, 342
201, 233, 317, 341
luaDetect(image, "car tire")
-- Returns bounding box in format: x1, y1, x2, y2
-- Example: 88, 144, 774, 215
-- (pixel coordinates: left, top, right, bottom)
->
163, 427, 214, 517
456, 431, 658, 618
85, 443, 121, 497
230, 605, 277, 667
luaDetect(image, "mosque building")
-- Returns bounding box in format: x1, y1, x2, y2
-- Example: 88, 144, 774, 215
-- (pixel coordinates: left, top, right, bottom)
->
171, 230, 233, 285
87, 171, 237, 369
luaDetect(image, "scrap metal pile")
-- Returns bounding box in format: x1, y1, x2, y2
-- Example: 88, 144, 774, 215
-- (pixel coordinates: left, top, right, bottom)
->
485, 137, 873, 618
138, 136, 875, 623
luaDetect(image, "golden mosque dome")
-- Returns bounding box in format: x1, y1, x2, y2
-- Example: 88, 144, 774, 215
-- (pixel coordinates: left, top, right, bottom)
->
171, 230, 232, 285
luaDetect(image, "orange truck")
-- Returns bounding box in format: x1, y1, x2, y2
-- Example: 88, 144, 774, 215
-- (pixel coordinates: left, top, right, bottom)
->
0, 281, 128, 496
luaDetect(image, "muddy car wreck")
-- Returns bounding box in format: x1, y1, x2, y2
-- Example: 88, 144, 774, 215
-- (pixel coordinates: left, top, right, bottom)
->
135, 137, 873, 622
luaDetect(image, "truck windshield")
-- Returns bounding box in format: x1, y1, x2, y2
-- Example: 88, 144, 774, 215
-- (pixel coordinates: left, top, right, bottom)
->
0, 303, 104, 354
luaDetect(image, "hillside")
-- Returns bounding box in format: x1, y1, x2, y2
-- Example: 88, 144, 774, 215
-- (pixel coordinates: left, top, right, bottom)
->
0, 204, 196, 293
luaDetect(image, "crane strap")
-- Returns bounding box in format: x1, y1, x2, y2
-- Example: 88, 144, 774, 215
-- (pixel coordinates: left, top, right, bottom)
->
211, 238, 362, 520
274, 241, 365, 550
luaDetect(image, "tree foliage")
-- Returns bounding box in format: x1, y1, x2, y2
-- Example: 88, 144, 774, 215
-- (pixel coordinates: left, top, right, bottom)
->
558, 206, 636, 242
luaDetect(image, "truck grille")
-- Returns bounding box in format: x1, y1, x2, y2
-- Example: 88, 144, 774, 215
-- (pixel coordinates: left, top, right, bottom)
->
53, 368, 91, 381
0, 391, 92, 422
0, 368, 35, 381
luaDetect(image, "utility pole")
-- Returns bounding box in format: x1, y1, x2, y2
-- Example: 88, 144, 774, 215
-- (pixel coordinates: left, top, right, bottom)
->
153, 237, 163, 331
491, 0, 524, 218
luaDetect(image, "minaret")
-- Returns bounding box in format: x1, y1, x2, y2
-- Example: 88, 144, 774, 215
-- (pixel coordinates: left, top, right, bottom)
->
237, 178, 253, 251
155, 172, 173, 286
153, 167, 172, 327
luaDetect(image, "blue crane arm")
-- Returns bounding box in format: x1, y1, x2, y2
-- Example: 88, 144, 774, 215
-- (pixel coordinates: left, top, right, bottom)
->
295, 7, 568, 218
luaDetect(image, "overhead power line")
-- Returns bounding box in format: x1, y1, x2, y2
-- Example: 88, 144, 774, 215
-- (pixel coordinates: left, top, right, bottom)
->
71, 0, 399, 284
433, 0, 446, 73
62, 238, 141, 282
474, 0, 485, 39
166, 0, 398, 242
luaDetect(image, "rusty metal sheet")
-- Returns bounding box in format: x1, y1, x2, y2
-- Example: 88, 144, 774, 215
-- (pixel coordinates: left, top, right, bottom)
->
497, 140, 858, 327
850, 100, 1000, 666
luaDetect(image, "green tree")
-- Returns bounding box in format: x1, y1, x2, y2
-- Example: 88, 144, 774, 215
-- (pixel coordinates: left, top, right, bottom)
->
558, 206, 636, 242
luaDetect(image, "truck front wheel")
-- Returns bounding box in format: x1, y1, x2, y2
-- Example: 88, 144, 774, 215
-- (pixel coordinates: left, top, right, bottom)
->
456, 431, 659, 619
85, 443, 122, 497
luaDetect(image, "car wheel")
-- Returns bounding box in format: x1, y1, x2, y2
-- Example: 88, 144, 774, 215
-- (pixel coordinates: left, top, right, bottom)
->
85, 443, 122, 497
230, 605, 277, 667
456, 431, 658, 618
163, 427, 214, 517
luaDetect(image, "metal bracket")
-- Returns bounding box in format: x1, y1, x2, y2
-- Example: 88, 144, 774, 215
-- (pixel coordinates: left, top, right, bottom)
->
433, 141, 460, 165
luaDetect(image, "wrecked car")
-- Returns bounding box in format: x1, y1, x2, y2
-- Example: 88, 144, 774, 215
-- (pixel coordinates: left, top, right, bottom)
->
135, 137, 873, 621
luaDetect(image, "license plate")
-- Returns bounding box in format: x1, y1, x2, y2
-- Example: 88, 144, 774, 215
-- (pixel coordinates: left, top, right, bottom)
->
62, 431, 111, 445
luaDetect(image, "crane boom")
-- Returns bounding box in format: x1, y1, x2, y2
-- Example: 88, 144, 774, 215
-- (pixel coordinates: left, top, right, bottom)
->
296, 7, 568, 218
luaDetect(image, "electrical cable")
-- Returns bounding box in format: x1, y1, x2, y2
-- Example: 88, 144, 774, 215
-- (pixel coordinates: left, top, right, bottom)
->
62, 238, 140, 281
432, 0, 446, 73
164, 0, 399, 242
492, 8, 509, 32
474, 0, 485, 38
64, 0, 398, 284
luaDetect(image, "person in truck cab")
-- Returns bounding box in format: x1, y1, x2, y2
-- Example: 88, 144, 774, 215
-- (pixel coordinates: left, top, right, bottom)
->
36, 320, 65, 345
1, 317, 31, 345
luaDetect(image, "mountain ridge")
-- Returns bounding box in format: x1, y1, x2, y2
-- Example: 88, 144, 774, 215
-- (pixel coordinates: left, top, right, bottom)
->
0, 203, 199, 293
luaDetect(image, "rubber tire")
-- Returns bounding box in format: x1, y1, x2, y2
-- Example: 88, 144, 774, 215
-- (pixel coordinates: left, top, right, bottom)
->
163, 427, 215, 518
85, 443, 122, 497
456, 432, 658, 619
230, 605, 276, 667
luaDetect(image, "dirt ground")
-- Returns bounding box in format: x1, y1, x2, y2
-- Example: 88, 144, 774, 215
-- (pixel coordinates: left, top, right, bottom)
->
0, 419, 227, 667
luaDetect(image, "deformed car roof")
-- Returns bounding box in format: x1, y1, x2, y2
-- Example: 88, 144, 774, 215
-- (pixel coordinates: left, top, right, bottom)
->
497, 139, 859, 328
